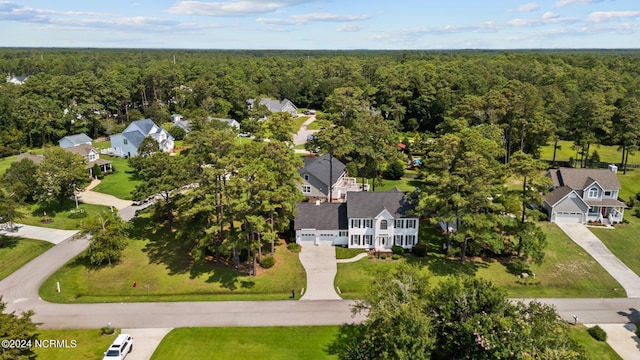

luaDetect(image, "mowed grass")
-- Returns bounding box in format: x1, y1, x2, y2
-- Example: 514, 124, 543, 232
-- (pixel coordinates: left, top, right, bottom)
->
19, 200, 111, 230
371, 169, 423, 193
616, 168, 640, 202
151, 326, 338, 360
335, 247, 366, 260
40, 218, 306, 303
336, 222, 625, 299
33, 329, 120, 360
0, 237, 53, 280
292, 115, 310, 131
539, 140, 640, 165
591, 215, 640, 277
92, 156, 141, 200
568, 325, 622, 360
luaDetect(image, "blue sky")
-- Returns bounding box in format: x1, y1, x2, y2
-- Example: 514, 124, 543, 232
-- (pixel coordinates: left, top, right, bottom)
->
1, 0, 639, 49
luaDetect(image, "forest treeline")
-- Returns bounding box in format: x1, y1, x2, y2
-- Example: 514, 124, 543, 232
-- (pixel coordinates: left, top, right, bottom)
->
1, 48, 640, 166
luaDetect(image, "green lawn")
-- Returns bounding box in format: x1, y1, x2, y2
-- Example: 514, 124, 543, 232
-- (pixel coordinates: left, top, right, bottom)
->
151, 326, 338, 360
370, 170, 423, 193
335, 247, 366, 260
539, 140, 640, 166
19, 200, 111, 230
0, 237, 53, 280
336, 222, 625, 299
616, 168, 640, 202
568, 326, 622, 360
293, 115, 310, 131
92, 156, 141, 200
307, 119, 322, 130
591, 215, 640, 277
40, 217, 306, 303
92, 140, 111, 150
33, 329, 120, 360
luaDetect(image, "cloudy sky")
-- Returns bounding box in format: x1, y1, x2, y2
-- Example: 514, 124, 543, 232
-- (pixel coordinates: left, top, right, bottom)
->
1, 0, 639, 49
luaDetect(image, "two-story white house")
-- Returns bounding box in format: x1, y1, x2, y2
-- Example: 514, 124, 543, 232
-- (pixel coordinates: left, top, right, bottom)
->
294, 189, 419, 250
110, 119, 174, 157
543, 166, 626, 224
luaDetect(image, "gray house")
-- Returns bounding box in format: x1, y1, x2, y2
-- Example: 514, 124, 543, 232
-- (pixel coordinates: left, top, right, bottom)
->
247, 98, 297, 117
543, 167, 626, 224
298, 154, 367, 202
58, 133, 92, 149
294, 189, 419, 250
110, 119, 174, 157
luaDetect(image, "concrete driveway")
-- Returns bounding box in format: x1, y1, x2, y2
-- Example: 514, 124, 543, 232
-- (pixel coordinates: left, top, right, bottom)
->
78, 190, 132, 210
0, 224, 77, 244
292, 115, 319, 146
298, 245, 342, 300
121, 328, 173, 360
556, 222, 640, 298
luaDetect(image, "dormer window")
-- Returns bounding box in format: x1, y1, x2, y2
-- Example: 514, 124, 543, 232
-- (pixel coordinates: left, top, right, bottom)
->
588, 187, 599, 198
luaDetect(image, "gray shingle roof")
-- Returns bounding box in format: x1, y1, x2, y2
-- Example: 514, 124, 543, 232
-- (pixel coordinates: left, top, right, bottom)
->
123, 130, 146, 148
294, 203, 347, 230
543, 186, 574, 206
551, 168, 621, 190
58, 133, 92, 147
16, 153, 44, 165
301, 154, 346, 188
131, 119, 156, 135
347, 191, 414, 218
64, 143, 96, 157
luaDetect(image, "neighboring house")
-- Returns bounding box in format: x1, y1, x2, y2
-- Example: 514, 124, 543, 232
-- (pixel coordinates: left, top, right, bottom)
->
213, 118, 241, 129
58, 133, 92, 149
247, 98, 297, 117
64, 144, 113, 177
298, 154, 367, 202
16, 153, 44, 165
110, 119, 174, 157
543, 166, 626, 224
294, 189, 419, 250
6, 75, 28, 85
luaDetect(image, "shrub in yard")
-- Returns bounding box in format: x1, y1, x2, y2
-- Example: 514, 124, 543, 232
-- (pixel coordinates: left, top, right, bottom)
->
380, 254, 387, 260
588, 325, 607, 341
101, 326, 115, 335
391, 245, 404, 255
169, 125, 187, 141
92, 163, 103, 179
412, 243, 428, 257
383, 161, 405, 180
391, 254, 401, 260
67, 208, 87, 219
260, 256, 275, 269
287, 243, 301, 253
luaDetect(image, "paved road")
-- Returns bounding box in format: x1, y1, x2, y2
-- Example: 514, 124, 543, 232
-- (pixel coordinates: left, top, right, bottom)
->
557, 223, 640, 298
299, 245, 341, 300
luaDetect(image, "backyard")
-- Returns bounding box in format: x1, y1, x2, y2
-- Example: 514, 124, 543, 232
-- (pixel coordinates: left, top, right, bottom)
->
91, 156, 141, 200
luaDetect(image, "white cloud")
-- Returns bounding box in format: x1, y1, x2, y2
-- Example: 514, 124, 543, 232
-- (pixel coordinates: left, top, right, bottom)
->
166, 0, 317, 17
555, 0, 603, 8
516, 3, 539, 12
587, 11, 640, 23
257, 12, 370, 25
336, 24, 364, 32
542, 11, 559, 19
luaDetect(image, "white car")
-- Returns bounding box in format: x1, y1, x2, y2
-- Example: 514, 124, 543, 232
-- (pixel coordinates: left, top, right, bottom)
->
103, 334, 133, 360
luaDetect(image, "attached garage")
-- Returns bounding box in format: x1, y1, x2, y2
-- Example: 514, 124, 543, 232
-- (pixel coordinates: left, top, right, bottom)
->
554, 212, 584, 223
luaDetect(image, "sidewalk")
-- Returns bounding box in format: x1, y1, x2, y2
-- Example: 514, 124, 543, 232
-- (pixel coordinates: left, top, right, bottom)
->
557, 223, 640, 298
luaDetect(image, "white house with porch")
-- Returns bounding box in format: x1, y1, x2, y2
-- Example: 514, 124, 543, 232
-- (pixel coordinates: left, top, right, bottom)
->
294, 189, 419, 250
543, 166, 626, 224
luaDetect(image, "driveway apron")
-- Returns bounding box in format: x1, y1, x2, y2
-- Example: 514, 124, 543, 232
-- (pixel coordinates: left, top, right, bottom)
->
298, 245, 342, 300
557, 222, 640, 298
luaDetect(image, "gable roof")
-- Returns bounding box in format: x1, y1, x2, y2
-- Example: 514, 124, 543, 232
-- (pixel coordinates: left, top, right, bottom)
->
127, 118, 157, 135
543, 186, 576, 207
122, 130, 147, 149
58, 133, 92, 147
300, 154, 346, 187
16, 153, 44, 165
294, 203, 347, 230
248, 98, 296, 112
64, 144, 97, 157
347, 191, 414, 218
550, 168, 621, 190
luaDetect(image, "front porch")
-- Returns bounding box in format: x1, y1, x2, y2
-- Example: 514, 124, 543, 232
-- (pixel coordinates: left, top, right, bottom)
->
587, 205, 625, 224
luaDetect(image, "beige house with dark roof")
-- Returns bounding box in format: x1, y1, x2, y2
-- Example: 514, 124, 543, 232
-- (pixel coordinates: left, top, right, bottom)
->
63, 144, 112, 177
543, 167, 626, 224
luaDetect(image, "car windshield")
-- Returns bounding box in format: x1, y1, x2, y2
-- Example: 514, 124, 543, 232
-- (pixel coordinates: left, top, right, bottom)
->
106, 349, 120, 356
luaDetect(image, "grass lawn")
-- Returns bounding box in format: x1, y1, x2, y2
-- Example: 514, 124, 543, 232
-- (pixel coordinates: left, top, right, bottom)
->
307, 119, 322, 130
40, 217, 306, 303
539, 140, 640, 166
92, 156, 141, 200
0, 237, 53, 280
92, 140, 111, 150
615, 168, 640, 202
293, 115, 310, 131
370, 170, 423, 193
568, 325, 622, 360
19, 200, 111, 230
33, 329, 120, 360
591, 215, 640, 277
335, 247, 366, 260
151, 326, 338, 360
336, 222, 625, 299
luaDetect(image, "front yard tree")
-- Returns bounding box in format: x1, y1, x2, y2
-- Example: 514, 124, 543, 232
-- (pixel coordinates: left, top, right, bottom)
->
2, 158, 39, 203
0, 297, 39, 360
137, 136, 160, 157
77, 210, 130, 266
419, 123, 507, 261
35, 147, 89, 207
0, 188, 24, 230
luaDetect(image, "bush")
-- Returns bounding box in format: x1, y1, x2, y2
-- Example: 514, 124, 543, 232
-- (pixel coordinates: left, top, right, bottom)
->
260, 256, 275, 269
92, 163, 103, 179
67, 208, 87, 219
412, 243, 428, 257
169, 125, 187, 141
391, 245, 404, 255
287, 242, 301, 253
391, 254, 401, 260
588, 325, 607, 341
380, 254, 387, 260
100, 326, 115, 335
383, 161, 405, 180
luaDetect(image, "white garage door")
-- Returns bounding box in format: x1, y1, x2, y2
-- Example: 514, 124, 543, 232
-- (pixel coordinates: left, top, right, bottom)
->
298, 234, 316, 243
555, 212, 583, 223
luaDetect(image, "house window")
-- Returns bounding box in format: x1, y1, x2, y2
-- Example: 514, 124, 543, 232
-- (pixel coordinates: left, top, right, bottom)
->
405, 235, 416, 246
302, 186, 311, 193
303, 174, 309, 181
339, 231, 348, 237
364, 219, 373, 228
350, 235, 361, 246
351, 219, 361, 228
363, 235, 373, 245
395, 219, 404, 228
380, 220, 388, 230
604, 191, 612, 197
394, 235, 403, 245
589, 206, 600, 214
588, 187, 599, 198
89, 154, 97, 161
406, 219, 416, 228
123, 138, 128, 145
380, 236, 387, 246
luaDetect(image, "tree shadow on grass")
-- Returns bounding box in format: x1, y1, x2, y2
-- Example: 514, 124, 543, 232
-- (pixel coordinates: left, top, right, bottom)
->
0, 235, 18, 249
410, 254, 487, 277
617, 307, 640, 352
325, 323, 368, 358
